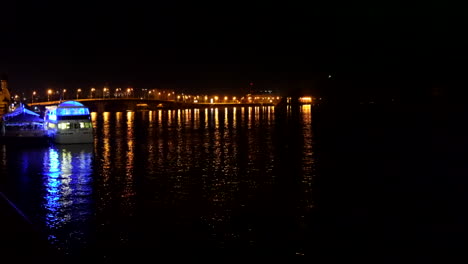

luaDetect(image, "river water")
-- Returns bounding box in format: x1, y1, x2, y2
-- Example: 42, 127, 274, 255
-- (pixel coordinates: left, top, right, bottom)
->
0, 105, 316, 262
3, 102, 466, 262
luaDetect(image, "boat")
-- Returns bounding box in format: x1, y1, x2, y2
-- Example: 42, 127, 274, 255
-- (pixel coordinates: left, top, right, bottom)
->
44, 101, 94, 144
1, 104, 48, 141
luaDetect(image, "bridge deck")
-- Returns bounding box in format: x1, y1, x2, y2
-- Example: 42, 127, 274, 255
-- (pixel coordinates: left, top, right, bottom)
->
29, 98, 282, 112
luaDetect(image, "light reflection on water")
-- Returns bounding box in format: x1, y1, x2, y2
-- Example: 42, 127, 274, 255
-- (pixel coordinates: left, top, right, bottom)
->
42, 144, 94, 251
0, 105, 316, 260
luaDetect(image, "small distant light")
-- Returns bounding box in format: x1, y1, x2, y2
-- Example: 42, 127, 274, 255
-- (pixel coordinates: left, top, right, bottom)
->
328, 74, 332, 78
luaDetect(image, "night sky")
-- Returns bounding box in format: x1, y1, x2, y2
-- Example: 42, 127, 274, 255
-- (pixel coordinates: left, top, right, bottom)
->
1, 2, 466, 98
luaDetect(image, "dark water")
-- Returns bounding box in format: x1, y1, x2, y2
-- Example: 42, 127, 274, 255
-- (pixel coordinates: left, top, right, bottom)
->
0, 106, 316, 262
312, 102, 468, 262
3, 102, 468, 262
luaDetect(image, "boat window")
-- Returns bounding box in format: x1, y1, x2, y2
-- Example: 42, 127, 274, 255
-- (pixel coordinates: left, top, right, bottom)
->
79, 122, 92, 128
58, 123, 71, 130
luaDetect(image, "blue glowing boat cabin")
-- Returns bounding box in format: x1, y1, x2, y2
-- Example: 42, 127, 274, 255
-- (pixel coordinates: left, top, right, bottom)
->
44, 101, 93, 144
1, 104, 48, 140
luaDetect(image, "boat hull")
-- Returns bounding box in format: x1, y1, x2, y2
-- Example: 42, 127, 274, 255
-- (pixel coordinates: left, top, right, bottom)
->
53, 130, 93, 144
0, 134, 51, 146
3, 130, 48, 138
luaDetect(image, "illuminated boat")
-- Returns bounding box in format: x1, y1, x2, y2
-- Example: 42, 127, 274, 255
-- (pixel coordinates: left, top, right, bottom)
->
44, 101, 93, 144
1, 104, 48, 140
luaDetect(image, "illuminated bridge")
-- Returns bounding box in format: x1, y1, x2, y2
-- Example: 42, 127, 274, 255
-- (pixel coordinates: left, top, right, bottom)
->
29, 98, 283, 112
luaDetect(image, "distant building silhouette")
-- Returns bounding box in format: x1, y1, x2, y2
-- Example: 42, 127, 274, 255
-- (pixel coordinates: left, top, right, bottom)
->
0, 74, 12, 115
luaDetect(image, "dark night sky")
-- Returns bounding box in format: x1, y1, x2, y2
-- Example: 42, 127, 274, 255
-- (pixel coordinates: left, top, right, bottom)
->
1, 1, 467, 97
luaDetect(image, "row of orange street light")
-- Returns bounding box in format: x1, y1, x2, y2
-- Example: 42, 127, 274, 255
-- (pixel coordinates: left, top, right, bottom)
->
25, 88, 319, 104
27, 87, 136, 102
29, 88, 253, 102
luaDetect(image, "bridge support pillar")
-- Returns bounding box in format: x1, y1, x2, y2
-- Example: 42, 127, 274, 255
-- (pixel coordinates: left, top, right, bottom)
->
96, 102, 105, 113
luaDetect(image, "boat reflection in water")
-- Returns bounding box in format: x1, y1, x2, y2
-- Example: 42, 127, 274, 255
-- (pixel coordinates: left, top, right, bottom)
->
42, 143, 94, 254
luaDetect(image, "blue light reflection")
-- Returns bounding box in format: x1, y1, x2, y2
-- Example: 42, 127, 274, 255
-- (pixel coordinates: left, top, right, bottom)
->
42, 144, 94, 248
